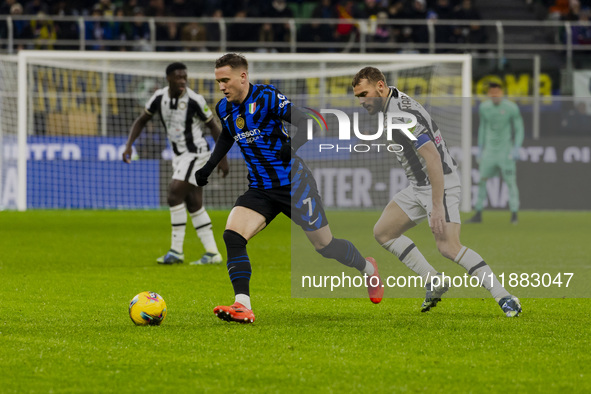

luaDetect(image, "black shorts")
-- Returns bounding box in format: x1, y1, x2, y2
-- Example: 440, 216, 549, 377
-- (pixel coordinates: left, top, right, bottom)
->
234, 159, 329, 232
234, 186, 292, 225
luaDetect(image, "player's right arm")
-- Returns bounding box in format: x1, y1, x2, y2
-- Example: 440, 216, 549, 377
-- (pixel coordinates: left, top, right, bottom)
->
122, 112, 152, 163
123, 90, 161, 163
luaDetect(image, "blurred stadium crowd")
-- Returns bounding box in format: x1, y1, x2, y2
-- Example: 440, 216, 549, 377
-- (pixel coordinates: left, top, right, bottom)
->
1, 0, 589, 52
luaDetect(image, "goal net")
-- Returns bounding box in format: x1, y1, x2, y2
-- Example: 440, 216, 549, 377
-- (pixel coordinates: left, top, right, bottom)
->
1, 51, 471, 211
0, 55, 18, 210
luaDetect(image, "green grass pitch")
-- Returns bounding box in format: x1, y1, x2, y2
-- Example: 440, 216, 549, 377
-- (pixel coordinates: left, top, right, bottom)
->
0, 210, 589, 393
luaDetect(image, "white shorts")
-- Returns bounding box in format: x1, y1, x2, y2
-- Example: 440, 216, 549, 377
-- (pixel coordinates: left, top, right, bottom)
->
392, 185, 461, 225
172, 153, 210, 187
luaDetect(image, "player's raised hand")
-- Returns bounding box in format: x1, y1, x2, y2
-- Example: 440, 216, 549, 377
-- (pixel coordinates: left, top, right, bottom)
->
122, 146, 133, 163
430, 205, 445, 235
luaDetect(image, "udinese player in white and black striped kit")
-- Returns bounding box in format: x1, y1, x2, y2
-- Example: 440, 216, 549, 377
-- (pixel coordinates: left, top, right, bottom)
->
352, 66, 522, 317
123, 62, 229, 266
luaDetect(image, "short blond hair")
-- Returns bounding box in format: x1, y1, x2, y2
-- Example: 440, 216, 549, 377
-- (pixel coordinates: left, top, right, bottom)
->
215, 53, 248, 71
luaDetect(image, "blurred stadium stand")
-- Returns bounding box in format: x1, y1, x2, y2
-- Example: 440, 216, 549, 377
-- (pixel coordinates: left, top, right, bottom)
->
0, 1, 589, 56
2, 1, 591, 211
1, 1, 590, 120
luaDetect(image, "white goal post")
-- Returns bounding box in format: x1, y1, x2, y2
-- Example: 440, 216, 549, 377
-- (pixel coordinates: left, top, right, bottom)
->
4, 51, 471, 211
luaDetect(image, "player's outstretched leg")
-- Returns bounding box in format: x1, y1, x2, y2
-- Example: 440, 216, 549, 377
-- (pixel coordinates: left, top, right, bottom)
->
316, 238, 384, 304
213, 229, 255, 323
188, 207, 223, 265
157, 203, 186, 264
454, 246, 522, 317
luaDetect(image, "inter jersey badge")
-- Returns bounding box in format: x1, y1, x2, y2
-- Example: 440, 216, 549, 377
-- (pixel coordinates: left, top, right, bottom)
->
236, 116, 245, 129
248, 103, 256, 114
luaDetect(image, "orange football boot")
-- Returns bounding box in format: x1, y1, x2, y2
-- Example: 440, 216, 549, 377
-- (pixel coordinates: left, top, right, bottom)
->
366, 257, 384, 304
213, 302, 255, 324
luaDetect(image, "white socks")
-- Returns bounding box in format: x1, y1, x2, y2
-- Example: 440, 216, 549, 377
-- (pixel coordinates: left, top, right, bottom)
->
190, 207, 219, 254
382, 235, 439, 283
362, 260, 375, 276
381, 235, 511, 302
235, 294, 251, 310
454, 246, 510, 302
170, 203, 186, 253
171, 205, 219, 256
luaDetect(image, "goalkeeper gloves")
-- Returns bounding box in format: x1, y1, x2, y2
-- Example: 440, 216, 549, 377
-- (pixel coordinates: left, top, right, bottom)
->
512, 146, 521, 161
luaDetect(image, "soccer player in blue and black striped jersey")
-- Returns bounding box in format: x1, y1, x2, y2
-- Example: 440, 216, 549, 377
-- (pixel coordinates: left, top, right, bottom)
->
195, 53, 383, 324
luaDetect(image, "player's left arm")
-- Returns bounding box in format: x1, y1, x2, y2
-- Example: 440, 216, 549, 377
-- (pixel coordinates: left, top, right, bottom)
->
417, 140, 445, 235
512, 103, 525, 159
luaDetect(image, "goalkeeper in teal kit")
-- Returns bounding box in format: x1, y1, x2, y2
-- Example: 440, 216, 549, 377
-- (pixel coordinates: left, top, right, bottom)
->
468, 83, 524, 224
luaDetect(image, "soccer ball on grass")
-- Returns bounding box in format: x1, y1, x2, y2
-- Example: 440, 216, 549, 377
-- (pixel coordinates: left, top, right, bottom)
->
129, 291, 167, 326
